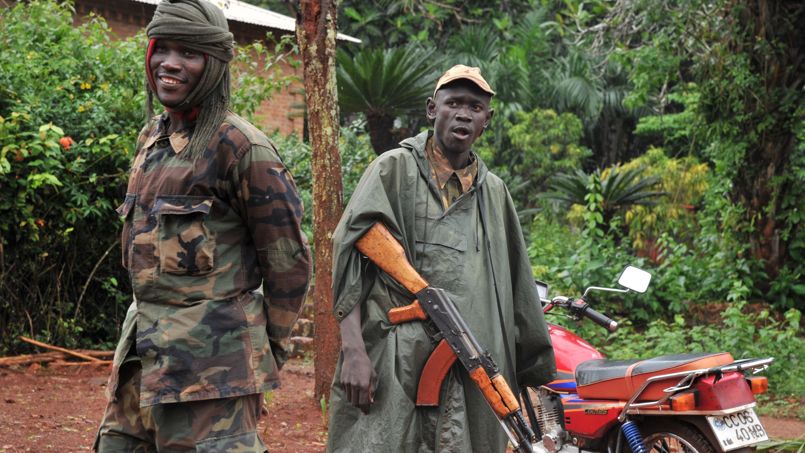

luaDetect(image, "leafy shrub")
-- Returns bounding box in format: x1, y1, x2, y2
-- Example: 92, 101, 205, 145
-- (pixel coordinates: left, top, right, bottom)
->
0, 2, 141, 353
478, 108, 591, 211
542, 165, 664, 233
619, 147, 709, 250
527, 210, 658, 320
230, 35, 300, 124
0, 3, 143, 142
632, 86, 700, 156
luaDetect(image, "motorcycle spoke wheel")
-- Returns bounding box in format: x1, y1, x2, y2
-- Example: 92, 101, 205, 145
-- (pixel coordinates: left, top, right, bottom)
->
628, 420, 715, 453
644, 431, 705, 453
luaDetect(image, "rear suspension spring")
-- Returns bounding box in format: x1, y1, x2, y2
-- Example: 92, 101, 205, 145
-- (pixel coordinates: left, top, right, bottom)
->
621, 421, 646, 453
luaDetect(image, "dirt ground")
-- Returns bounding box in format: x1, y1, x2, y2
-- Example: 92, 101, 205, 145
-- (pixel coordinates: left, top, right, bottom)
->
0, 359, 802, 453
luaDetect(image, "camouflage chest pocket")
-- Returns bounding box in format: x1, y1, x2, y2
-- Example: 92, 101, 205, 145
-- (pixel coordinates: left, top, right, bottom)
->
153, 196, 216, 276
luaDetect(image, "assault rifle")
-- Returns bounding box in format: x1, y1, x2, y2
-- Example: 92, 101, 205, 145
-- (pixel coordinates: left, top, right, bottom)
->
355, 223, 536, 453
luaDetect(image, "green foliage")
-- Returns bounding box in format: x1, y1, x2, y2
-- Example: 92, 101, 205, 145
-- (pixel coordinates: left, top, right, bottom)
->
230, 35, 300, 124
0, 4, 143, 141
509, 109, 589, 190
757, 438, 805, 452
543, 53, 631, 130
445, 24, 500, 68
620, 147, 709, 250
633, 86, 700, 156
477, 108, 591, 211
337, 0, 537, 50
615, 0, 804, 309
337, 46, 440, 115
527, 212, 656, 319
0, 2, 141, 353
596, 304, 805, 398
337, 117, 377, 200
0, 114, 129, 242
767, 105, 805, 310
269, 118, 376, 239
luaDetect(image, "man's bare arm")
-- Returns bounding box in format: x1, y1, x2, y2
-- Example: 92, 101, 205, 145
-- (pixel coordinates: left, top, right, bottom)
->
338, 304, 377, 414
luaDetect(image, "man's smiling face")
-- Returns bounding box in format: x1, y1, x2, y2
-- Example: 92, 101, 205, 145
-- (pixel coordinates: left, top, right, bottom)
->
149, 39, 206, 108
427, 80, 493, 157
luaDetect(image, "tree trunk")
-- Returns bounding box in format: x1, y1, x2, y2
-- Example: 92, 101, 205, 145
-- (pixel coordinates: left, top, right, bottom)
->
295, 0, 343, 402
366, 110, 396, 155
725, 0, 802, 281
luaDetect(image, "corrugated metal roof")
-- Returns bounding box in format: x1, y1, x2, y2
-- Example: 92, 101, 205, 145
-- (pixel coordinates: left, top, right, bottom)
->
131, 0, 360, 43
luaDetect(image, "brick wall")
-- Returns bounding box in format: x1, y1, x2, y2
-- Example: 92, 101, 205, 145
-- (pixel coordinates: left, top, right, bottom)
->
70, 0, 304, 138
247, 57, 305, 137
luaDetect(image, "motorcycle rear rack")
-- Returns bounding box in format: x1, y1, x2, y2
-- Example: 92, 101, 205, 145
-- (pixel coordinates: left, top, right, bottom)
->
618, 357, 773, 421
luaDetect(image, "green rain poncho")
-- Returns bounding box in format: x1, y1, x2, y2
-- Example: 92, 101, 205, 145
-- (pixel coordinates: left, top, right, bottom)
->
327, 131, 556, 453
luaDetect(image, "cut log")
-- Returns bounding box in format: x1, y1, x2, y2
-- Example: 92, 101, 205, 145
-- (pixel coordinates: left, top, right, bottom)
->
0, 352, 62, 367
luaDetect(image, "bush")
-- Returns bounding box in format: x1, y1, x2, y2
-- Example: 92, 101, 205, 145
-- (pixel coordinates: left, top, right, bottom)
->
619, 147, 709, 251
0, 2, 141, 353
0, 3, 143, 142
477, 108, 591, 212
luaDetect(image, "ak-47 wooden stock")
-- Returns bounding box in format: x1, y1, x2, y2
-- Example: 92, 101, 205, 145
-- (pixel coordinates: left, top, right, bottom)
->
354, 223, 536, 453
354, 223, 428, 294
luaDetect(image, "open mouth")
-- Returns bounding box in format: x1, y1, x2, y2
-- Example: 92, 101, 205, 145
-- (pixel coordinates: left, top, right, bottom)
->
451, 126, 471, 140
158, 75, 184, 86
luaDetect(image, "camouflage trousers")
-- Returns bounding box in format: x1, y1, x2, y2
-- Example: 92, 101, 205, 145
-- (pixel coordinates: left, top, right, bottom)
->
94, 357, 268, 452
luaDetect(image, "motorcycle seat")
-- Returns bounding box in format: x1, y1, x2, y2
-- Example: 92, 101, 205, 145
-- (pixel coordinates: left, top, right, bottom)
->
575, 352, 734, 401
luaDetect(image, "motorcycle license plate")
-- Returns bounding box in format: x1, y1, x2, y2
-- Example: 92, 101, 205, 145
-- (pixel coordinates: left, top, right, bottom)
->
706, 408, 768, 451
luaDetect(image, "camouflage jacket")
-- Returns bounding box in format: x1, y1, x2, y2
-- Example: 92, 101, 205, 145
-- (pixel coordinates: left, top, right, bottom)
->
112, 111, 310, 407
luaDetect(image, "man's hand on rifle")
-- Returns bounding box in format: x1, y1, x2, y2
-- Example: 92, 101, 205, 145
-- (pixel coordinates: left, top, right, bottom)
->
339, 304, 377, 414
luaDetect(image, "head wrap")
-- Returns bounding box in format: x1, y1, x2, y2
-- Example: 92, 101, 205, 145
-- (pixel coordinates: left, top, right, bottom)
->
144, 0, 235, 160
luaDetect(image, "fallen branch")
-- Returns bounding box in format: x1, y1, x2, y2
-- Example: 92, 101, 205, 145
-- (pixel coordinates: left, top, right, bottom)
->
19, 336, 103, 363
49, 360, 112, 367
0, 349, 113, 367
75, 349, 115, 359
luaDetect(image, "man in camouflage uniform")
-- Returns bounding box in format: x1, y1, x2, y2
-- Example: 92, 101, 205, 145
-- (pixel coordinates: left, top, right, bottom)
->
95, 1, 310, 451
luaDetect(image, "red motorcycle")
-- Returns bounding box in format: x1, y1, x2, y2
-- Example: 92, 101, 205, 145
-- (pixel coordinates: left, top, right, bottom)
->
522, 266, 773, 453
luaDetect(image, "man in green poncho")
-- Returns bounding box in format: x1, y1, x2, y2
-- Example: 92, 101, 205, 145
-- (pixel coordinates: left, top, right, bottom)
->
327, 65, 557, 452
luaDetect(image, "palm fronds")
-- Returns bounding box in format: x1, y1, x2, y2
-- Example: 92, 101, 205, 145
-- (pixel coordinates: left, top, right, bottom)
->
336, 45, 441, 115
541, 166, 665, 211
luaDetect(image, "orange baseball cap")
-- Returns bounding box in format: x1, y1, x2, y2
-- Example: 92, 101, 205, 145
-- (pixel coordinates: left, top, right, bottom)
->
433, 64, 495, 97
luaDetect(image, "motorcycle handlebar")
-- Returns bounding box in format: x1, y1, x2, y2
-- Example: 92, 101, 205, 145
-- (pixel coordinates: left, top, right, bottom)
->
570, 299, 618, 332
585, 306, 619, 332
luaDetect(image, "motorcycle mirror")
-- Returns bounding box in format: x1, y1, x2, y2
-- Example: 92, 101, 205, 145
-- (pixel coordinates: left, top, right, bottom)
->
534, 280, 549, 300
618, 266, 652, 293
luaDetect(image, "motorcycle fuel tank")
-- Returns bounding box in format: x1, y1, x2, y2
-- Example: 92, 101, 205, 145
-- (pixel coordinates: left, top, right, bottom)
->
546, 323, 605, 393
